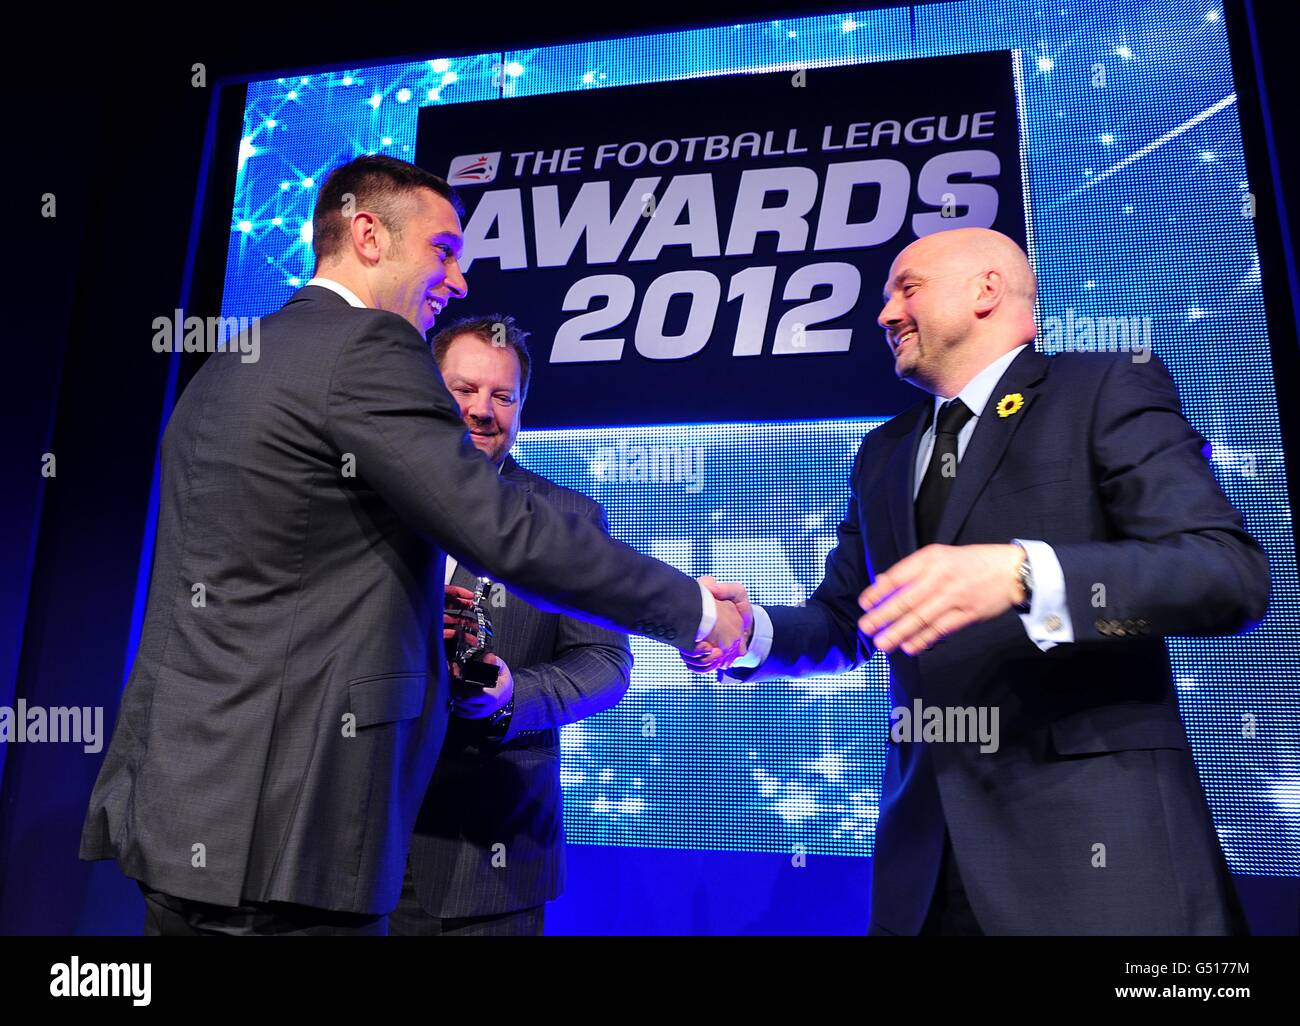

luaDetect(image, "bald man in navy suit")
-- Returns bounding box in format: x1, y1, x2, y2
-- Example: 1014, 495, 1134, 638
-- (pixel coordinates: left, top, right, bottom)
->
694, 228, 1267, 935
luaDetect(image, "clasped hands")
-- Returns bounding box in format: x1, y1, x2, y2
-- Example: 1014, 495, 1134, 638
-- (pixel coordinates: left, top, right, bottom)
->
683, 544, 1027, 673
687, 576, 755, 671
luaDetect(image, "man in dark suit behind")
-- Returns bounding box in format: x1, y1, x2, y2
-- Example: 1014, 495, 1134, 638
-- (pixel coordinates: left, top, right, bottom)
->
385, 315, 630, 936
694, 227, 1269, 935
80, 156, 748, 935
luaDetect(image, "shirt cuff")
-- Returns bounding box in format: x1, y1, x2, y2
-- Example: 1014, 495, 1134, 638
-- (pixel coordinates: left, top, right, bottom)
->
695, 583, 717, 644
721, 604, 774, 680
1013, 539, 1074, 651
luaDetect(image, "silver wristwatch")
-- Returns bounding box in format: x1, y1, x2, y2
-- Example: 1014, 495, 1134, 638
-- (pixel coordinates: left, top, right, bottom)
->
1014, 550, 1034, 613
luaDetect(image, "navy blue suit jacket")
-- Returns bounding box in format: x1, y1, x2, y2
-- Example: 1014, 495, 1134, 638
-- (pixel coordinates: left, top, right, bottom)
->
734, 347, 1268, 935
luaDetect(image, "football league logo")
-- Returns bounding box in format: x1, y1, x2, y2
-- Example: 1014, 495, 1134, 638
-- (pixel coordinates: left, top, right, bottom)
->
447, 152, 501, 186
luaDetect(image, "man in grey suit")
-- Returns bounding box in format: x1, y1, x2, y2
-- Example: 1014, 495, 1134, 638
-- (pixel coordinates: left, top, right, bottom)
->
79, 155, 748, 935
386, 315, 629, 936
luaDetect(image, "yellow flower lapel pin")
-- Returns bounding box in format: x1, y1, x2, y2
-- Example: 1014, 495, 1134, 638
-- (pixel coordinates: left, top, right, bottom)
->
995, 392, 1025, 418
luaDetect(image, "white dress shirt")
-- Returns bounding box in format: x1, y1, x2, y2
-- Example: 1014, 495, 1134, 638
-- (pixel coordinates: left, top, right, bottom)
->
305, 276, 367, 309
733, 344, 1073, 672
305, 276, 718, 643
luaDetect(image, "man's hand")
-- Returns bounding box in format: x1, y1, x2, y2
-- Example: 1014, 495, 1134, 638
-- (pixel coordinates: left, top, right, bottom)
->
445, 583, 512, 716
686, 577, 755, 672
443, 584, 478, 646
452, 653, 514, 718
858, 543, 1026, 655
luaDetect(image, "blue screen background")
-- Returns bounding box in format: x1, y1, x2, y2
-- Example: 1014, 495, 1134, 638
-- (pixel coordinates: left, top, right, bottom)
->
218, 2, 1299, 876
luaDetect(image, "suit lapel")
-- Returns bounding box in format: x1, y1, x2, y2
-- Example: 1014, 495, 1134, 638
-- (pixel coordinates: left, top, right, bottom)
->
489, 457, 532, 638
885, 402, 934, 561
933, 347, 1051, 545
449, 560, 478, 590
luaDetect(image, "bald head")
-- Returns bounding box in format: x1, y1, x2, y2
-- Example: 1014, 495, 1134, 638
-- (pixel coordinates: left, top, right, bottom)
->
878, 228, 1038, 397
893, 228, 1037, 306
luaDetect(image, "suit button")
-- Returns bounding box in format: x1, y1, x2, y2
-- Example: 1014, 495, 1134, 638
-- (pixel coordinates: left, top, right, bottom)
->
1044, 614, 1063, 633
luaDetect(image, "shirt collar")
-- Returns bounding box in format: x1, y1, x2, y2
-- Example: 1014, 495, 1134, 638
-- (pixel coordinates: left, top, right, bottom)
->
304, 279, 514, 473
305, 276, 368, 309
933, 344, 1029, 423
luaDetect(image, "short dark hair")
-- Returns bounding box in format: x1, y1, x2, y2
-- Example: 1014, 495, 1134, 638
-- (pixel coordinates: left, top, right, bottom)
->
431, 315, 533, 401
312, 154, 464, 265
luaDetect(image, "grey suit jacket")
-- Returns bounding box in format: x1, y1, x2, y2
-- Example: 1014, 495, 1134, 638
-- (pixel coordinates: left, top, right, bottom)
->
407, 457, 632, 917
79, 286, 701, 915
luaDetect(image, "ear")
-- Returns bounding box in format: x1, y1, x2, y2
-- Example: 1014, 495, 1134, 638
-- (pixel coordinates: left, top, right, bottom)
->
973, 269, 1004, 318
349, 211, 385, 264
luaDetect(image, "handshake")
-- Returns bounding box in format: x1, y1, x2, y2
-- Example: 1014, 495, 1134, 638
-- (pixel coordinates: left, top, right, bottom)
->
688, 576, 755, 673
682, 543, 1034, 674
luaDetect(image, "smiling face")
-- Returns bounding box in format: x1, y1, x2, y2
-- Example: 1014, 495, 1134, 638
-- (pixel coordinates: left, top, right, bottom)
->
371, 188, 468, 334
438, 333, 523, 467
877, 235, 979, 391
877, 228, 1039, 396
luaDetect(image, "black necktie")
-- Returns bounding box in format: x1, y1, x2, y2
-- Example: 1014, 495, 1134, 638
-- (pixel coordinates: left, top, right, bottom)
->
915, 398, 974, 547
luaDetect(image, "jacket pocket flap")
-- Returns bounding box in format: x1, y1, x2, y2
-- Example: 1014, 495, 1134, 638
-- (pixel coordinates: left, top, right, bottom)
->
348, 673, 427, 728
1050, 704, 1188, 755
987, 459, 1073, 500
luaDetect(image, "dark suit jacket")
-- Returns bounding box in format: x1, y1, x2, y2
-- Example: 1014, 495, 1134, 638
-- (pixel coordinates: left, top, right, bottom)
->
733, 347, 1268, 935
79, 286, 701, 915
406, 457, 632, 917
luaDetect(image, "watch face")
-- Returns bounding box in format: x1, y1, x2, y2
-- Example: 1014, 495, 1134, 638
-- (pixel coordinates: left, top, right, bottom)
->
1016, 558, 1033, 609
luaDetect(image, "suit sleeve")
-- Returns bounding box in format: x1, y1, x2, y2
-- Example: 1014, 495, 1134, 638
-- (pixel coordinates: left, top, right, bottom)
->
1052, 354, 1269, 638
325, 314, 703, 648
503, 503, 635, 739
728, 443, 875, 681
